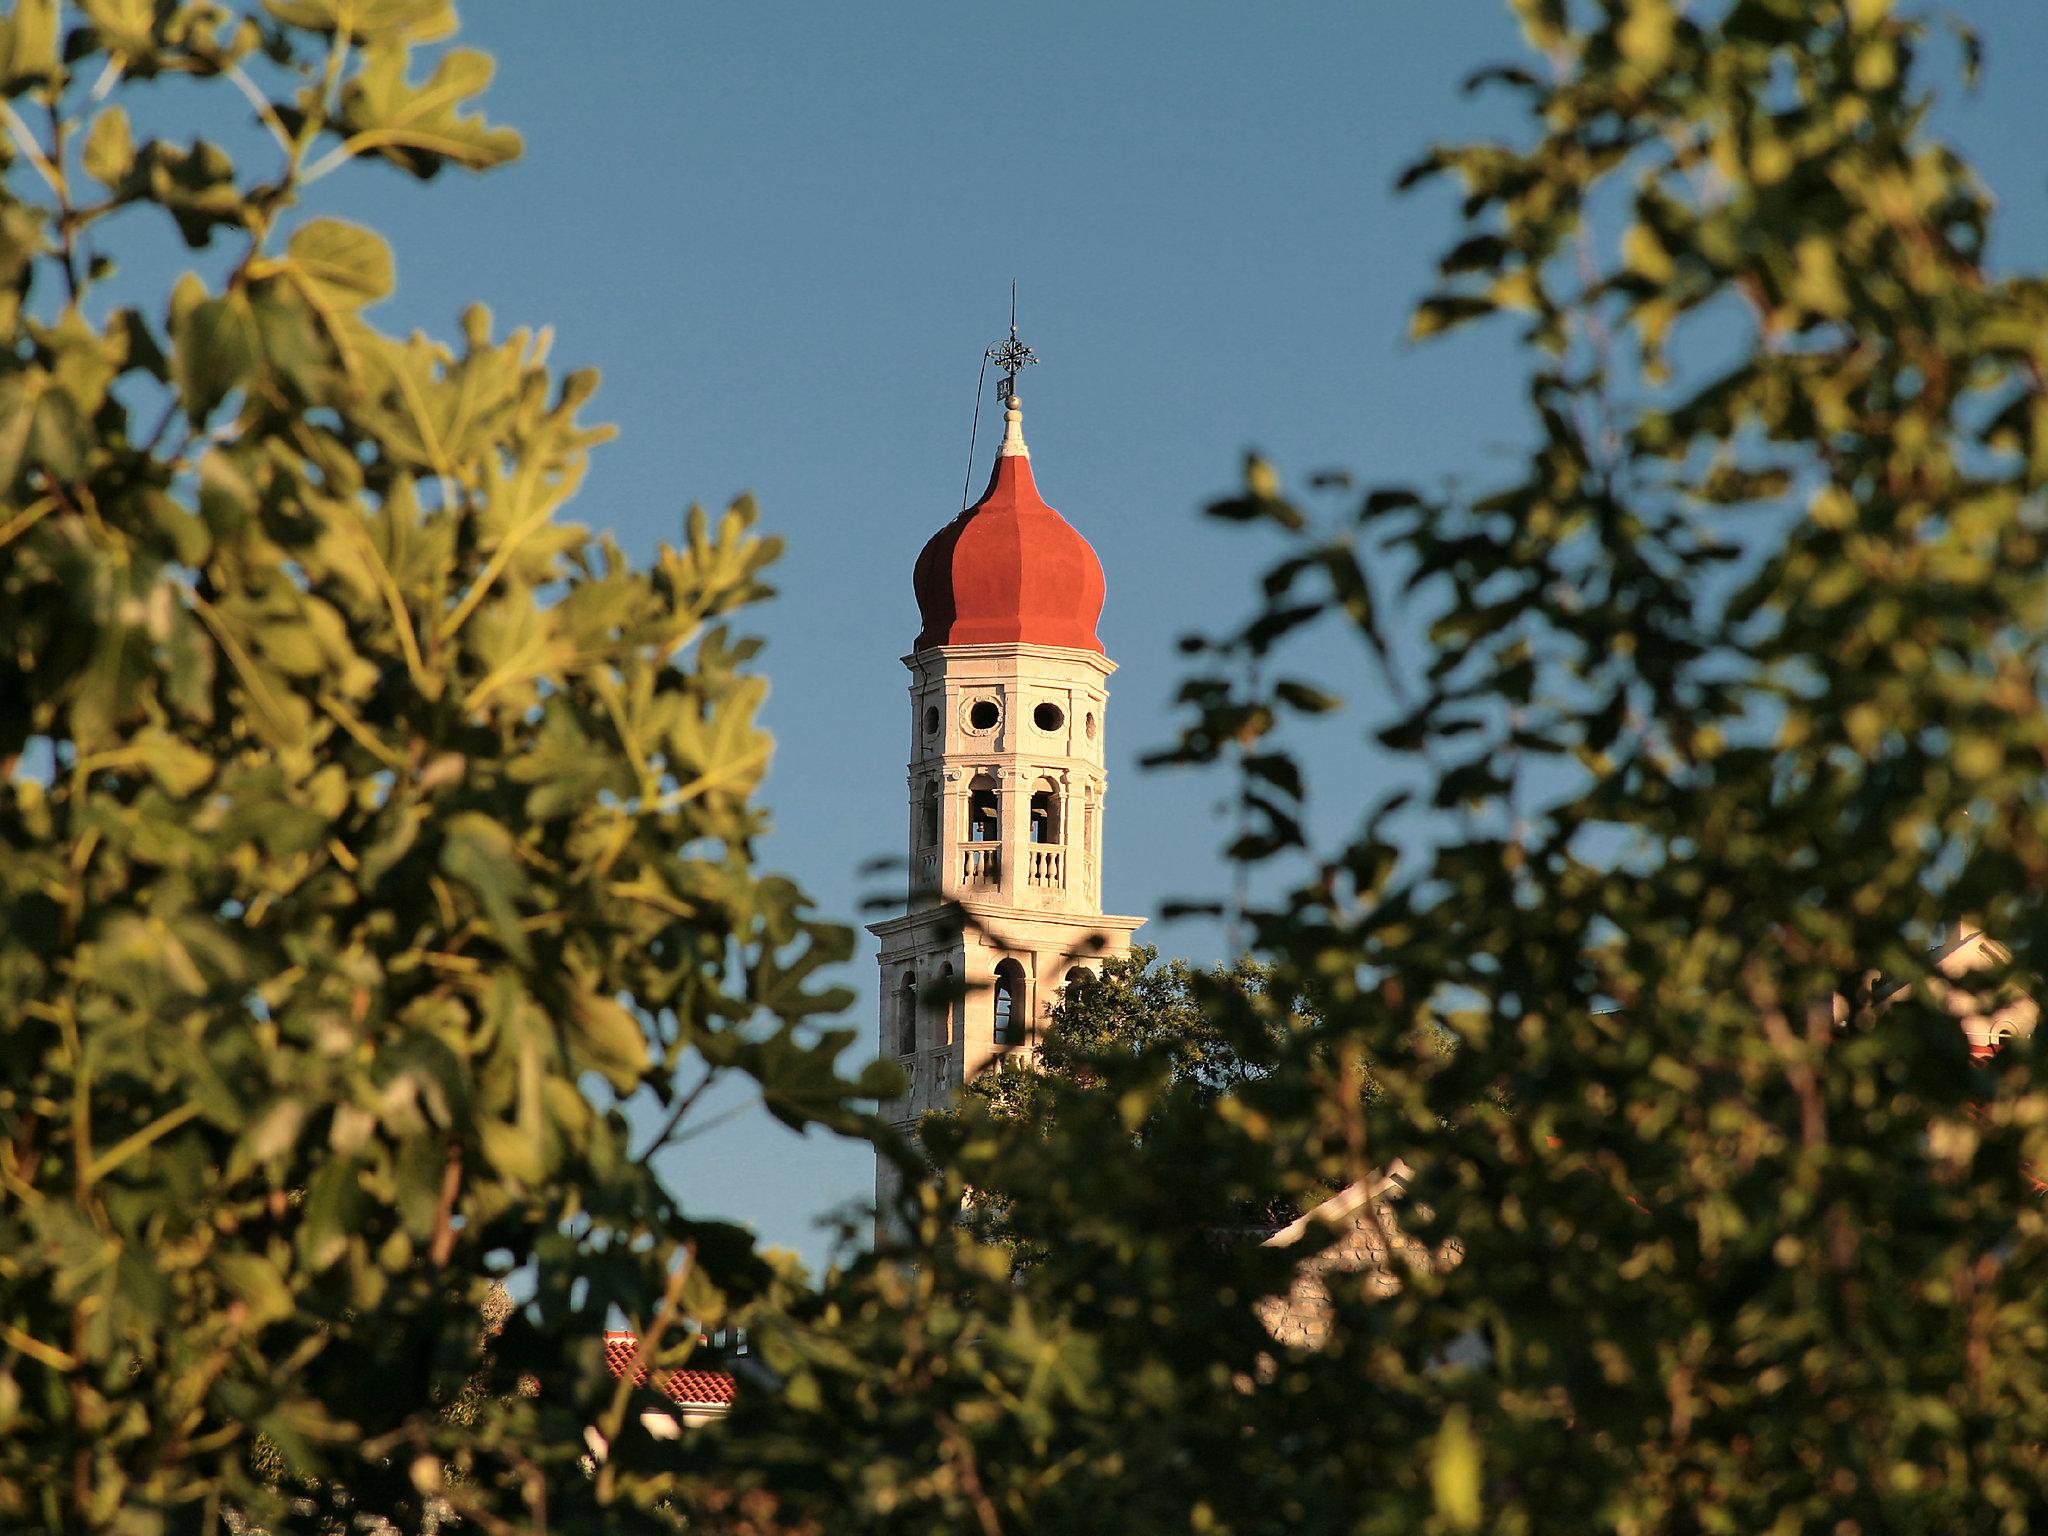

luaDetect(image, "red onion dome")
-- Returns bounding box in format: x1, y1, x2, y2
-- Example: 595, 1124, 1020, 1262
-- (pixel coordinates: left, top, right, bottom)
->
912, 399, 1105, 654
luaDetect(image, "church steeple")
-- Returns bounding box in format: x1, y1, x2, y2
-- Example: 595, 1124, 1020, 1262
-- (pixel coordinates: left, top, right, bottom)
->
869, 323, 1144, 1221
910, 397, 1106, 654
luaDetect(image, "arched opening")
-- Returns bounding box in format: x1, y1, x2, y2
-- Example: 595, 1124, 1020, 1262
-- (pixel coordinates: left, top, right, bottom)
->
936, 962, 955, 1047
1064, 966, 1090, 994
897, 971, 917, 1055
967, 776, 999, 842
992, 959, 1027, 1048
919, 780, 940, 848
1028, 779, 1061, 844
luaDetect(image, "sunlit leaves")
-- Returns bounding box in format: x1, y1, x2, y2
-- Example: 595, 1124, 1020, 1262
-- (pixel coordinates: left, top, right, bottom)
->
0, 366, 84, 487
0, 9, 860, 1533
336, 43, 521, 179
1616, 0, 1676, 72
0, 0, 58, 95
169, 278, 261, 421
437, 810, 533, 963
76, 0, 161, 58
725, 3, 2048, 1534
128, 138, 245, 247
1431, 1406, 1484, 1531
81, 106, 134, 190
281, 216, 395, 310
266, 0, 456, 44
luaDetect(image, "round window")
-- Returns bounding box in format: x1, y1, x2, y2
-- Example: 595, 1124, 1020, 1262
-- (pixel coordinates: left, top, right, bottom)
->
922, 705, 940, 735
967, 699, 1000, 732
1084, 712, 1097, 741
1033, 702, 1065, 732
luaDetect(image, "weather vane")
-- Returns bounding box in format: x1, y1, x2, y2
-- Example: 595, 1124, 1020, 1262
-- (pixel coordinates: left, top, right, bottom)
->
984, 280, 1037, 401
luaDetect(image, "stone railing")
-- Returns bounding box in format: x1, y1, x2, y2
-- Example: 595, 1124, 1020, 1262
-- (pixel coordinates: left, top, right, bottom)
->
922, 1045, 957, 1100
1027, 845, 1064, 889
891, 1045, 960, 1108
960, 843, 999, 889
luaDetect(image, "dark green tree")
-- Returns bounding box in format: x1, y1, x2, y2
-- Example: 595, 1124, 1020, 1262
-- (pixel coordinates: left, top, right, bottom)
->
0, 4, 880, 1531
966, 947, 1287, 1123
698, 2, 2048, 1532
959, 947, 1329, 1242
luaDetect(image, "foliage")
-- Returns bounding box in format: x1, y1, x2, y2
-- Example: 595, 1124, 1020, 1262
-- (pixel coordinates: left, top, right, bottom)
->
961, 947, 1320, 1240
0, 4, 880, 1532
698, 1, 2048, 1532
966, 946, 1289, 1123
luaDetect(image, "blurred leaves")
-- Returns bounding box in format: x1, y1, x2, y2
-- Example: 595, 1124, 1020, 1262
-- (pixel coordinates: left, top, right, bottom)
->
686, 3, 2048, 1534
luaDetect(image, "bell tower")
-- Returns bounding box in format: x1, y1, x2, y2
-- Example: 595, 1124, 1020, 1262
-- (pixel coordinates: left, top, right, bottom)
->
869, 330, 1143, 1214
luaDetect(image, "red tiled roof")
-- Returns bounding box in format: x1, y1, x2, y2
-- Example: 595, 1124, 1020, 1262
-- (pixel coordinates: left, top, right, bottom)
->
603, 1331, 736, 1407
911, 432, 1107, 654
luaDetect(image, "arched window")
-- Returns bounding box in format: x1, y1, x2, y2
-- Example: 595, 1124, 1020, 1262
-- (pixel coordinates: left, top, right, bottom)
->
919, 780, 940, 848
897, 971, 917, 1055
935, 962, 955, 1047
1029, 779, 1061, 844
967, 776, 999, 842
992, 959, 1027, 1048
1064, 966, 1090, 993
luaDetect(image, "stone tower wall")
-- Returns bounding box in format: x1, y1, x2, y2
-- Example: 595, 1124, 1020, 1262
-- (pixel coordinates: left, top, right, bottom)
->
870, 640, 1142, 1221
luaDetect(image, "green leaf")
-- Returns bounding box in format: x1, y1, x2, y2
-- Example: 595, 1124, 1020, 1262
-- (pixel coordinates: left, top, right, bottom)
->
569, 992, 650, 1093
353, 801, 422, 890
1273, 679, 1341, 714
77, 0, 157, 56
137, 727, 215, 796
0, 365, 88, 486
283, 217, 394, 311
725, 1027, 872, 1136
25, 379, 82, 479
1411, 293, 1496, 339
479, 1116, 542, 1187
1206, 455, 1305, 530
0, 369, 41, 488
170, 287, 260, 422
1790, 235, 1849, 318
1617, 0, 1676, 70
113, 306, 168, 380
217, 1252, 294, 1328
1431, 1406, 1483, 1530
0, 200, 46, 291
82, 107, 134, 191
438, 811, 533, 964
0, 0, 58, 94
129, 140, 244, 248
298, 1159, 364, 1271
195, 445, 255, 539
337, 43, 522, 179
264, 0, 455, 44
248, 290, 327, 397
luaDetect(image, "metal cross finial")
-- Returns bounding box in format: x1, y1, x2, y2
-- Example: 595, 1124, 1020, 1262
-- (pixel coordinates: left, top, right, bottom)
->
984, 280, 1037, 401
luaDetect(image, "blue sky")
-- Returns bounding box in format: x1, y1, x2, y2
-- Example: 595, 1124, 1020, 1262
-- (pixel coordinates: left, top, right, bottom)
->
208, 3, 2048, 1268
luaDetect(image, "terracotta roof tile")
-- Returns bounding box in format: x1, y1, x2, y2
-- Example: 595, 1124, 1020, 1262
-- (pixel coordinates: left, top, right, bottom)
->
603, 1331, 736, 1407
911, 423, 1107, 655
